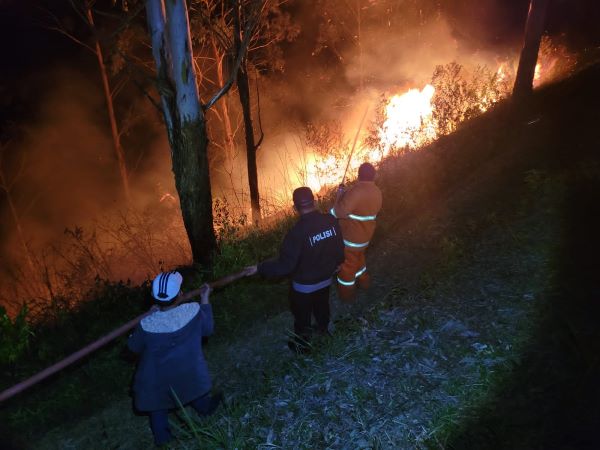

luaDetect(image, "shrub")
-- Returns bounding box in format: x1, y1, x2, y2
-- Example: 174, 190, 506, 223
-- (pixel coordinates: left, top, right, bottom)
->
431, 62, 508, 136
0, 305, 33, 367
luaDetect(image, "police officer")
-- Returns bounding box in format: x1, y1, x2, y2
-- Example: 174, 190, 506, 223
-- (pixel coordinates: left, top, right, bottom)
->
245, 186, 344, 353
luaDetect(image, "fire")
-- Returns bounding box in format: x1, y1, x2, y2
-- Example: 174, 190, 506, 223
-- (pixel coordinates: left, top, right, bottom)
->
534, 62, 542, 83
378, 84, 437, 154
305, 85, 438, 193
305, 153, 339, 194
496, 63, 509, 83
289, 37, 576, 196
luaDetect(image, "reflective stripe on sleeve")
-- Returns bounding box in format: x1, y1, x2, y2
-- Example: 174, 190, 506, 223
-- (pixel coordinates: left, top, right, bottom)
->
343, 239, 369, 248
348, 213, 377, 221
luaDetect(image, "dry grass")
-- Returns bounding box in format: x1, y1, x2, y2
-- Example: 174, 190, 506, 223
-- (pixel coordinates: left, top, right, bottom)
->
32, 151, 562, 450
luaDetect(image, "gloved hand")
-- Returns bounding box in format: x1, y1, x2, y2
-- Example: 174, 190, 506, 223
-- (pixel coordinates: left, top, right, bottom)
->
335, 184, 345, 202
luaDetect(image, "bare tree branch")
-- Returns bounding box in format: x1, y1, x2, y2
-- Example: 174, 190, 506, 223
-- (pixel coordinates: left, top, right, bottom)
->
203, 0, 263, 110
41, 6, 98, 54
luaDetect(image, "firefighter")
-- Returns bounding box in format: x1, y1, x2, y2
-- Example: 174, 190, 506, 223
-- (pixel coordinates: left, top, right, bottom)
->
330, 162, 382, 302
128, 271, 222, 446
245, 186, 344, 353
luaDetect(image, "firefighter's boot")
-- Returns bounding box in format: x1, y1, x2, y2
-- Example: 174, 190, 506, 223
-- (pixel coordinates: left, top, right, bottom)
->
337, 282, 356, 303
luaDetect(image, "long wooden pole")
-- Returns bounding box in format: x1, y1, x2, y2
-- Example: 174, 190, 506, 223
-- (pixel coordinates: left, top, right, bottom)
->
341, 105, 369, 186
0, 269, 249, 404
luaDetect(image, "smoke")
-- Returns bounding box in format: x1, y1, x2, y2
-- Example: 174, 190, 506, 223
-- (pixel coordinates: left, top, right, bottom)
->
0, 67, 116, 269
197, 1, 529, 215
1, 67, 176, 244
0, 0, 588, 314
20, 70, 120, 235
341, 0, 530, 90
345, 17, 506, 89
0, 66, 183, 313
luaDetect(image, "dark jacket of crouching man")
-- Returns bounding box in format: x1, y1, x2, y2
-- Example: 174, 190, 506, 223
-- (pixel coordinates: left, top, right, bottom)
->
128, 272, 221, 446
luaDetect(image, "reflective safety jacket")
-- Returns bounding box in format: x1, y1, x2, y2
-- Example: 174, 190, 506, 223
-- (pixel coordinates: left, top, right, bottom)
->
330, 180, 382, 250
258, 210, 344, 293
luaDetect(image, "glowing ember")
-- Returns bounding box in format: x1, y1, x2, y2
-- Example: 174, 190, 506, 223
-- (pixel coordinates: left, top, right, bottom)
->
159, 192, 177, 203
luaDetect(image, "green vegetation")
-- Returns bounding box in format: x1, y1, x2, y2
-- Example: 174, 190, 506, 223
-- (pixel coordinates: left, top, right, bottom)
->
0, 305, 32, 368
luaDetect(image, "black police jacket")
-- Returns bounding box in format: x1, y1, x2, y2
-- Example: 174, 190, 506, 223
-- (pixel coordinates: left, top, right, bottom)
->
258, 210, 344, 284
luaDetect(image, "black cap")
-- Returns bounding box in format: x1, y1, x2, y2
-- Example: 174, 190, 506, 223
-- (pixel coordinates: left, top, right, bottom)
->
358, 162, 376, 181
293, 187, 315, 208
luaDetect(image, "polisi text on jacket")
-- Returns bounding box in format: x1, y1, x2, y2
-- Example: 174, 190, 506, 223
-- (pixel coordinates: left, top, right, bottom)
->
309, 226, 337, 247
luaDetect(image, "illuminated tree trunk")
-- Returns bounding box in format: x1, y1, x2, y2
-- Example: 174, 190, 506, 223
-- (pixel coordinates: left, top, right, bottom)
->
233, 4, 261, 225
513, 0, 549, 99
146, 0, 216, 266
237, 64, 261, 224
211, 39, 236, 168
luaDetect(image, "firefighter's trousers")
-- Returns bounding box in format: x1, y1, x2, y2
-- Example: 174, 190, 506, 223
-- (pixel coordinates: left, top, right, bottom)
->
337, 247, 370, 303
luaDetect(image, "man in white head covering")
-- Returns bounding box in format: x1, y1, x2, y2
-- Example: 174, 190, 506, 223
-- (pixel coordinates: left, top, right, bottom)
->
128, 271, 222, 446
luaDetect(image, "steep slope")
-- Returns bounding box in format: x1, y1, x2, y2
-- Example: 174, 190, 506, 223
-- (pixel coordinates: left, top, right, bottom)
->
14, 63, 600, 449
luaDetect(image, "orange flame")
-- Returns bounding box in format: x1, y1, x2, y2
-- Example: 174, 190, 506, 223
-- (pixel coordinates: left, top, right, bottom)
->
305, 85, 438, 192
281, 37, 575, 198
534, 62, 542, 83
378, 84, 437, 154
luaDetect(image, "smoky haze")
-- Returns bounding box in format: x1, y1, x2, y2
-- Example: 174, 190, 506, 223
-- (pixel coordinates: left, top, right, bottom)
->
1, 0, 596, 314
0, 65, 182, 312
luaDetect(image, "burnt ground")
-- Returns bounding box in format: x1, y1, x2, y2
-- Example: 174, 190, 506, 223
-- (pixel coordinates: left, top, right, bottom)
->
20, 64, 600, 449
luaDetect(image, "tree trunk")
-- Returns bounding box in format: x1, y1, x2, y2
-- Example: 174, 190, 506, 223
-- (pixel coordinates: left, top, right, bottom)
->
171, 120, 214, 266
233, 5, 261, 225
0, 171, 35, 275
84, 4, 131, 203
146, 0, 216, 266
146, 0, 174, 143
236, 64, 261, 224
211, 38, 236, 168
513, 0, 549, 99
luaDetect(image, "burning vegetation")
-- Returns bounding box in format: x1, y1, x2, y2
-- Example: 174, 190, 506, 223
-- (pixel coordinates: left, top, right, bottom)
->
0, 1, 581, 319
301, 36, 575, 194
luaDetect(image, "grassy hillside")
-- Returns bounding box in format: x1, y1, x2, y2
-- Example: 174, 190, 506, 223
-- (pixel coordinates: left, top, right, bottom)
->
2, 62, 600, 449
